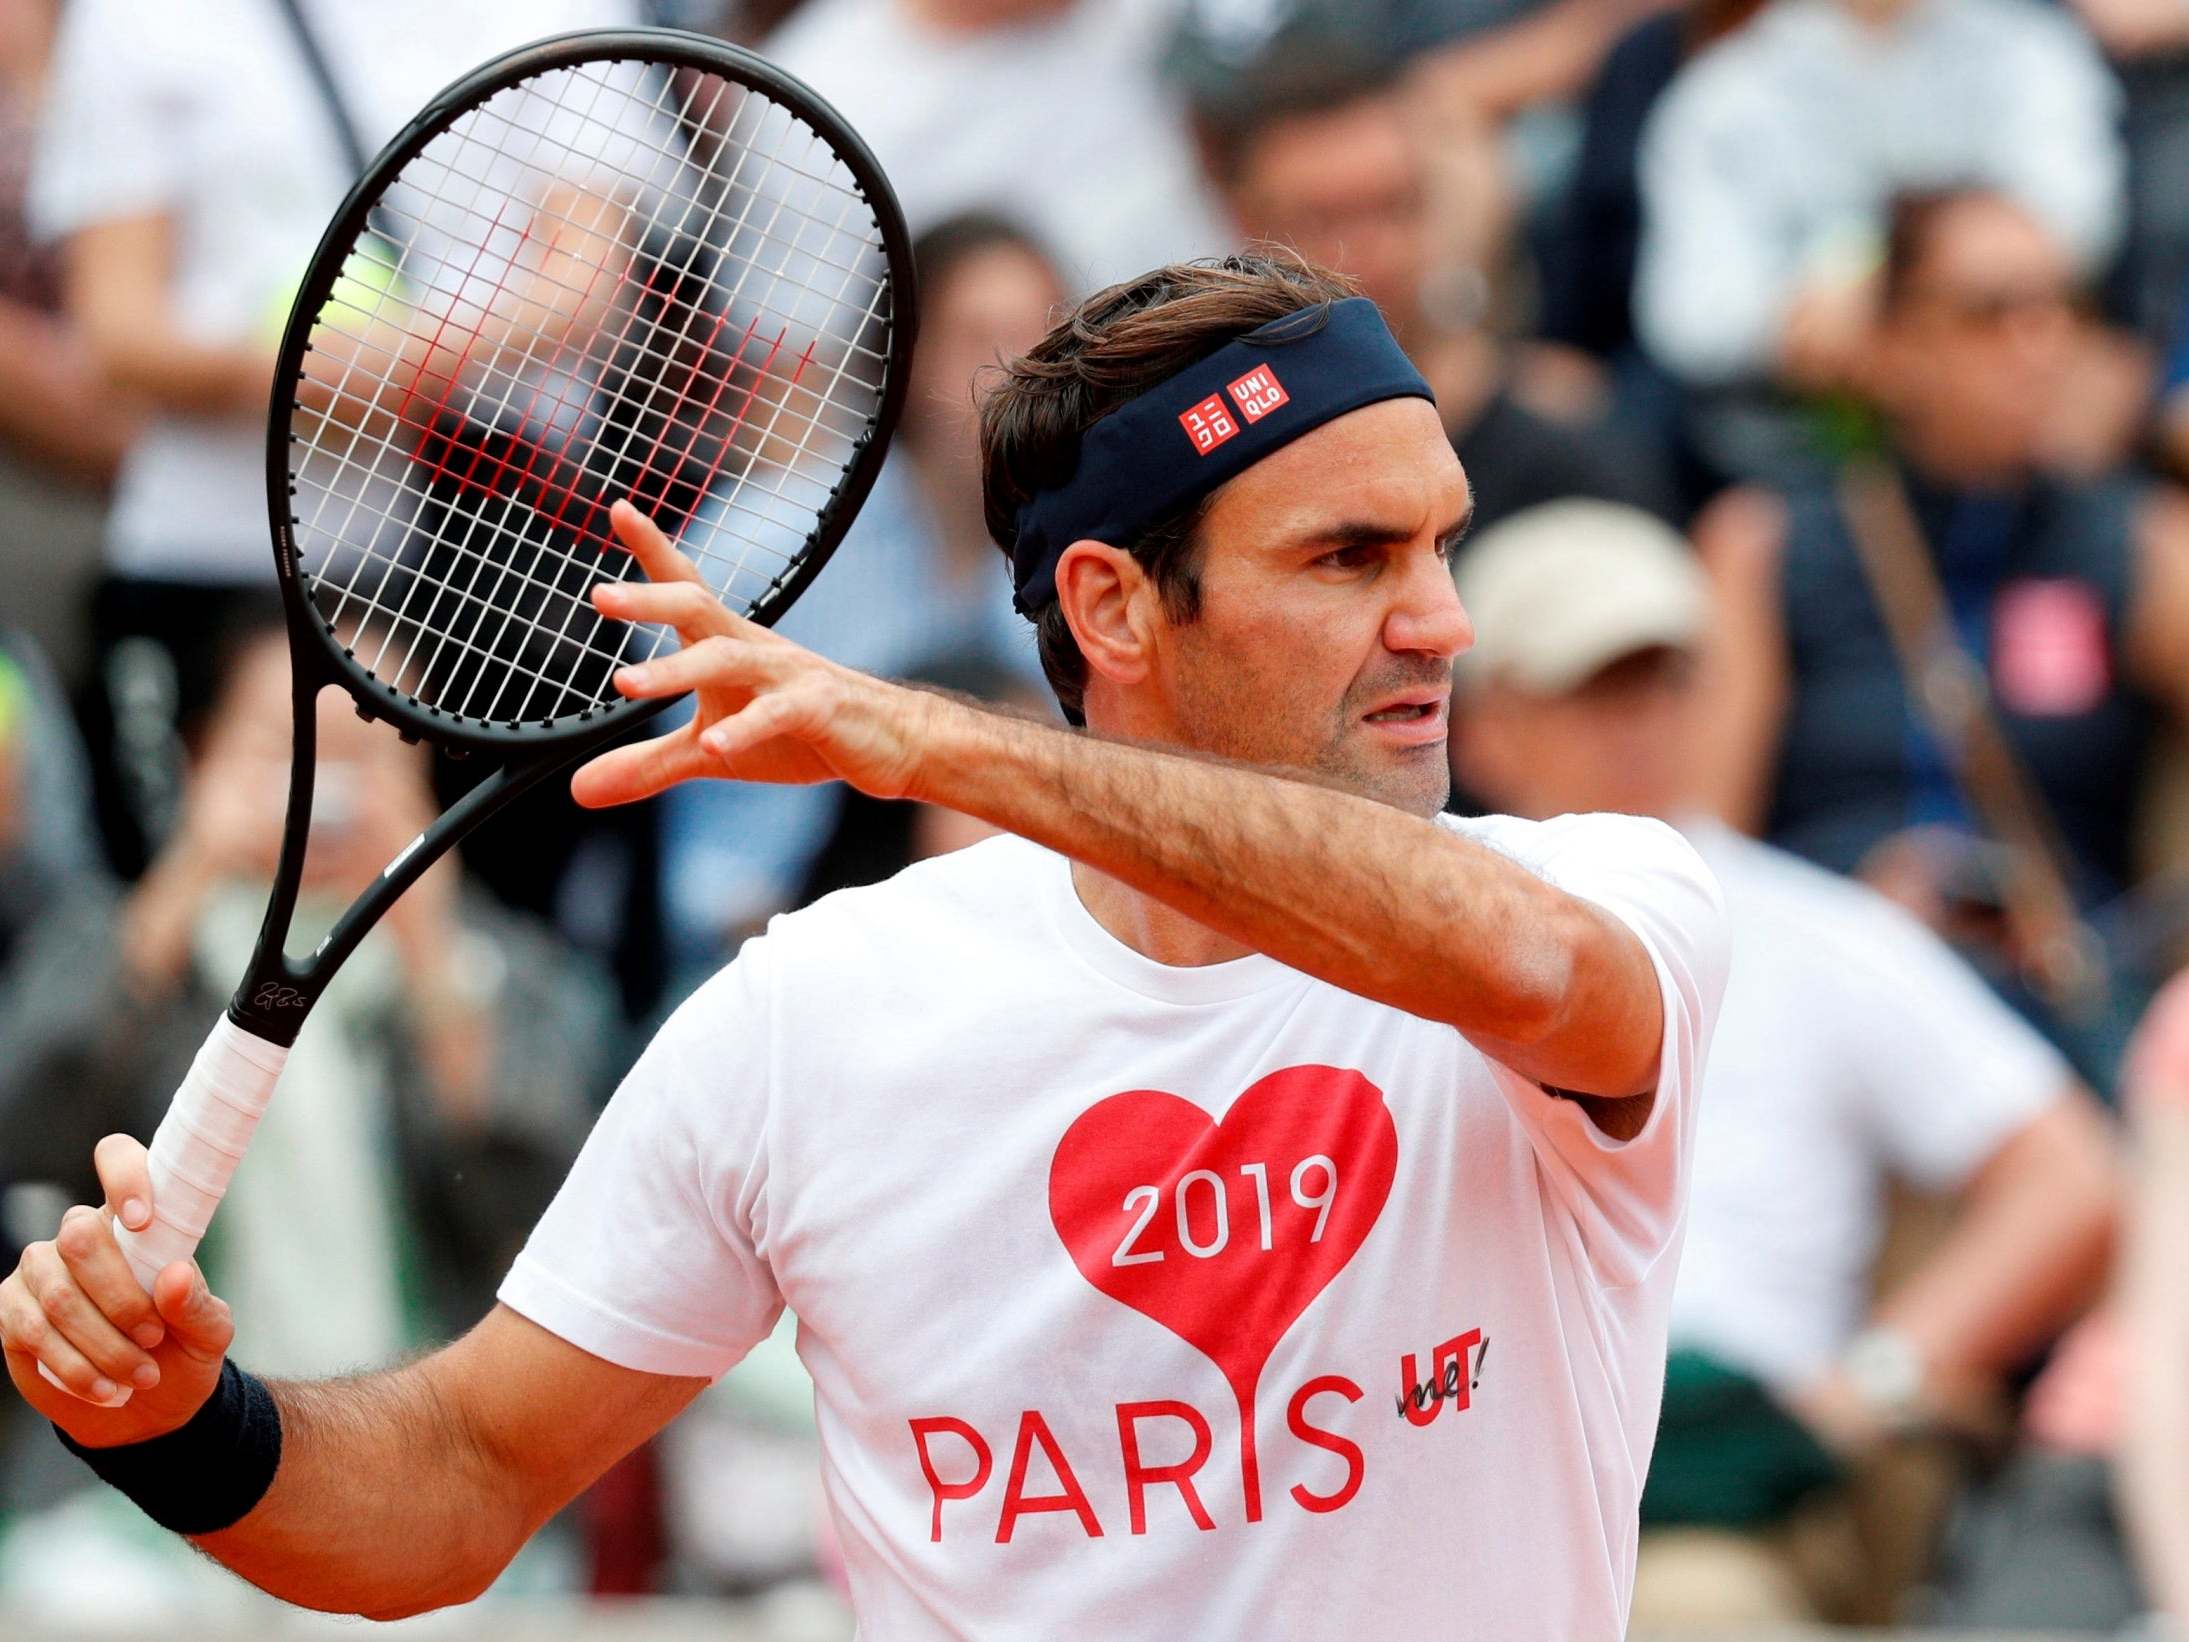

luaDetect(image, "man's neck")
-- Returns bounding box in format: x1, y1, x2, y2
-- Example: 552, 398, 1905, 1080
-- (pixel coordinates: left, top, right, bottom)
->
1069, 859, 1254, 967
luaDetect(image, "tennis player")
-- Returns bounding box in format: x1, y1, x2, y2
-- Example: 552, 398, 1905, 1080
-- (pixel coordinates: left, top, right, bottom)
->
4, 255, 1726, 1640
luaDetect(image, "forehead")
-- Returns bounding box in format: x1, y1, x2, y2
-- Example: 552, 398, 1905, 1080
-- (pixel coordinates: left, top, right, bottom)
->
1238, 95, 1415, 200
1917, 199, 2066, 287
1199, 396, 1464, 541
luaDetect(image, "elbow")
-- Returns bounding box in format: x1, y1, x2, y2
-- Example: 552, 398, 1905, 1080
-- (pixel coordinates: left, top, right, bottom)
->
1471, 918, 1583, 1049
356, 1510, 529, 1621
355, 1554, 512, 1622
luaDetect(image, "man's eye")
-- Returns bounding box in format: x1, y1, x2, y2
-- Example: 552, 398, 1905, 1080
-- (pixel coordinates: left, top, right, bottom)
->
1319, 545, 1374, 569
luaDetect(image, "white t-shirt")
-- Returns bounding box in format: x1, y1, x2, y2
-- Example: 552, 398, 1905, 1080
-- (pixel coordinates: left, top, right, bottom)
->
502, 811, 1727, 1640
29, 0, 635, 582
764, 0, 1231, 294
1669, 818, 2070, 1393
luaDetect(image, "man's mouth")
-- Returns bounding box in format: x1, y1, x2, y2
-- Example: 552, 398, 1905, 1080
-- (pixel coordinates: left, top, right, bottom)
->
1364, 702, 1439, 723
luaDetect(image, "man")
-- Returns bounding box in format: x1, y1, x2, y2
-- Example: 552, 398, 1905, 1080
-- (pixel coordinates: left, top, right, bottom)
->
1634, 0, 2122, 393
765, 0, 1226, 290
1449, 498, 2118, 1624
2, 256, 1726, 1640
1183, 34, 1678, 533
1695, 189, 2189, 1077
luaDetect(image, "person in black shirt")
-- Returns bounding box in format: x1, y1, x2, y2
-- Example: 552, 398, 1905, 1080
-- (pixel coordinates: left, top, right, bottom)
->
1181, 31, 1678, 534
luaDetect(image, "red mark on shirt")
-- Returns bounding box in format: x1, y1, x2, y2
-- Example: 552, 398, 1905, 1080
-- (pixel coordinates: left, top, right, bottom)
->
1047, 1065, 1398, 1522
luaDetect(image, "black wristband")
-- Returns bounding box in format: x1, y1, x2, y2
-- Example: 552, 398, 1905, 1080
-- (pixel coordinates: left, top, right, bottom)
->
54, 1359, 283, 1535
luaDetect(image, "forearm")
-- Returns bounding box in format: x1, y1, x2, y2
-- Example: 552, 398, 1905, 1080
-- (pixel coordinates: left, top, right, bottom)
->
200, 1360, 532, 1620
1872, 1096, 2117, 1389
0, 302, 133, 480
90, 330, 269, 419
909, 703, 1652, 1090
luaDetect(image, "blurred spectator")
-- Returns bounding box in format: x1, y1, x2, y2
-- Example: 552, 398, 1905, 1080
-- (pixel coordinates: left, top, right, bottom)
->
2119, 969, 2189, 1633
0, 614, 612, 1613
0, 630, 98, 969
0, 616, 612, 1368
660, 214, 1060, 962
28, 0, 635, 872
1634, 0, 2123, 407
1450, 500, 2118, 1627
2069, 0, 2189, 346
1530, 0, 1762, 497
1187, 38, 1677, 532
1697, 190, 2189, 1078
1916, 968, 2189, 1631
763, 0, 1227, 291
1179, 0, 1679, 129
0, 0, 128, 690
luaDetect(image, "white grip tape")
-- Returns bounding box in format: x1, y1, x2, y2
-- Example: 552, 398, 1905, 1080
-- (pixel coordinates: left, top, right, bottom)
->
39, 1016, 288, 1406
116, 1017, 289, 1288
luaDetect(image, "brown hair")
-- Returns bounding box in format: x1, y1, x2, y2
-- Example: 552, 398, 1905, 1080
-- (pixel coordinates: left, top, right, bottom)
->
977, 250, 1359, 723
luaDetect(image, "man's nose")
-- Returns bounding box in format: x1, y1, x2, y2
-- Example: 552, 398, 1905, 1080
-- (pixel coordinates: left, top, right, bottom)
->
1387, 550, 1474, 660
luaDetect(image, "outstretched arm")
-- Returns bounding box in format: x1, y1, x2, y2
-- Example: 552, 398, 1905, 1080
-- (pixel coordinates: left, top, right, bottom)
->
2, 1138, 704, 1621
577, 504, 1670, 1101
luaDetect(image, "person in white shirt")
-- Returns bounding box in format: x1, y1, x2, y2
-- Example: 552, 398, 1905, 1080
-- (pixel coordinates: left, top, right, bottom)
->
6, 254, 1727, 1642
764, 0, 1230, 292
28, 0, 640, 870
1447, 497, 2119, 1625
1633, 0, 2123, 394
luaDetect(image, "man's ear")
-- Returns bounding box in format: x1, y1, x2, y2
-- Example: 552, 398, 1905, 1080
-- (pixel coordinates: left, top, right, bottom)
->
1056, 539, 1156, 690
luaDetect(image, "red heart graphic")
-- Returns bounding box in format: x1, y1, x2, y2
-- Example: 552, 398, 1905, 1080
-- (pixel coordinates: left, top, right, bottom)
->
1048, 1064, 1398, 1519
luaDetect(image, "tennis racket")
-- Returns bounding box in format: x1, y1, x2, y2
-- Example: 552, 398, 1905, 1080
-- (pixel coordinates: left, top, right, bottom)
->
47, 27, 914, 1402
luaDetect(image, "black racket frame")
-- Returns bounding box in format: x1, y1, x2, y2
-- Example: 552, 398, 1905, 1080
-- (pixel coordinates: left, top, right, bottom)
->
237, 27, 915, 1044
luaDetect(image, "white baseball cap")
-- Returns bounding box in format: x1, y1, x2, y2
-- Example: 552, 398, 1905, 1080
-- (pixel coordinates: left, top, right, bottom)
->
1453, 499, 1709, 694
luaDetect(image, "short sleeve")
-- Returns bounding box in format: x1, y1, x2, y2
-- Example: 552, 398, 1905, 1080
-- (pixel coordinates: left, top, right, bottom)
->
1842, 896, 2071, 1190
1446, 812, 1730, 1286
498, 944, 784, 1378
27, 0, 192, 240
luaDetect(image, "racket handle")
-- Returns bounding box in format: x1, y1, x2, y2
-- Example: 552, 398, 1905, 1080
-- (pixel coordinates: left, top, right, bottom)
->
118, 1015, 291, 1286
38, 1016, 289, 1407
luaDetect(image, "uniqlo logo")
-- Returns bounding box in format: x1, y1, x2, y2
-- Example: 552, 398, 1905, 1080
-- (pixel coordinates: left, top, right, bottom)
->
1179, 393, 1239, 456
1228, 363, 1289, 423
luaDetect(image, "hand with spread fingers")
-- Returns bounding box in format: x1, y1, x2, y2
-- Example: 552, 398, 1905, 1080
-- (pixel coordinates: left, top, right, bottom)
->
573, 500, 944, 809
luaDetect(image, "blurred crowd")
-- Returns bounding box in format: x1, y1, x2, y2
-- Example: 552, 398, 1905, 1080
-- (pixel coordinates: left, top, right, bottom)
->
2, 0, 2188, 1633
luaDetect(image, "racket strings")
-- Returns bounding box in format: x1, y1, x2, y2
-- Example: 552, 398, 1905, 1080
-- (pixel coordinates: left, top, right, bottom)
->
287, 54, 895, 727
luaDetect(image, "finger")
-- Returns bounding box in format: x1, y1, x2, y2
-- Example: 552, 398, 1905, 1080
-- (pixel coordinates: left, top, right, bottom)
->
0, 1273, 119, 1402
151, 1263, 234, 1365
569, 726, 721, 809
608, 498, 705, 586
698, 686, 822, 766
613, 636, 774, 700
17, 1242, 156, 1390
591, 577, 742, 643
54, 1204, 164, 1354
93, 1133, 154, 1234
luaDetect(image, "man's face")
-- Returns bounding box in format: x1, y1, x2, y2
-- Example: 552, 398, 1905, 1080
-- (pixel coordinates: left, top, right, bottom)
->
908, 243, 1064, 476
1224, 97, 1430, 338
1872, 198, 2078, 473
1146, 397, 1472, 816
1453, 648, 1698, 821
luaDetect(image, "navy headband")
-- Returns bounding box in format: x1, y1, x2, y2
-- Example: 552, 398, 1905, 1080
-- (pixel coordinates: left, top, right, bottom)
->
1009, 296, 1434, 615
